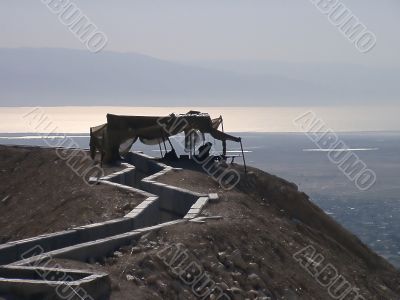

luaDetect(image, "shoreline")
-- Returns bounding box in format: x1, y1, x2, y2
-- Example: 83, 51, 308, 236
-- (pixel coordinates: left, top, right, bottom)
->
1, 106, 399, 133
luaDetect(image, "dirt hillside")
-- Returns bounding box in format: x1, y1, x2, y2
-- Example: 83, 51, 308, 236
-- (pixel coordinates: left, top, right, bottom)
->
1, 145, 399, 299
53, 163, 400, 299
0, 145, 144, 243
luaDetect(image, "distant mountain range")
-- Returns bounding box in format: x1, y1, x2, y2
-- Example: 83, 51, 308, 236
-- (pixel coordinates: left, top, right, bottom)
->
0, 48, 398, 106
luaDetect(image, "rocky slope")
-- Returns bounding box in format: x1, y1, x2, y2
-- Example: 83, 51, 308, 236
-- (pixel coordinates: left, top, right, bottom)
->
1, 145, 399, 299
0, 145, 144, 243
54, 164, 400, 299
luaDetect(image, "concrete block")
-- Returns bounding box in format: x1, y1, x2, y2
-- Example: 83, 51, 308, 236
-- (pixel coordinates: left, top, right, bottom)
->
88, 177, 100, 184
124, 211, 140, 218
187, 208, 201, 215
135, 200, 155, 210
208, 193, 219, 202
75, 218, 134, 243
0, 266, 111, 299
12, 230, 79, 264
191, 197, 209, 209
184, 214, 197, 219
131, 210, 147, 228
133, 219, 184, 233
51, 231, 142, 262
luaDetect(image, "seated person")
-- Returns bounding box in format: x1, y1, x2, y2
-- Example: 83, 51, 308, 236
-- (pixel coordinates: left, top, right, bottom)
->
196, 142, 213, 161
164, 148, 178, 160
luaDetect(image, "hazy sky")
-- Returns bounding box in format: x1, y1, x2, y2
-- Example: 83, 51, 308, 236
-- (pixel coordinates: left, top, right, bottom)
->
1, 0, 399, 66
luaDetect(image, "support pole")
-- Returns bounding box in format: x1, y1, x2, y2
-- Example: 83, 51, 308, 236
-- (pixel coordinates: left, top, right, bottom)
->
162, 138, 167, 152
222, 140, 227, 157
167, 137, 174, 150
190, 131, 193, 159
100, 130, 105, 167
158, 141, 163, 158
221, 116, 226, 158
239, 138, 247, 173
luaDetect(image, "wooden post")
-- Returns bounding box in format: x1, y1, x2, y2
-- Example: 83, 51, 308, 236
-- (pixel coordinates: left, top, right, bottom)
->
162, 138, 167, 152
167, 137, 174, 149
240, 138, 247, 173
221, 116, 226, 158
189, 131, 192, 159
190, 131, 195, 158
158, 141, 163, 158
159, 130, 168, 157
222, 140, 227, 157
101, 130, 105, 167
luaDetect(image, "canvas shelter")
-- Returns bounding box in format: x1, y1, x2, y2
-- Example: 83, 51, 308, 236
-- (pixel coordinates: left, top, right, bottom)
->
90, 111, 246, 169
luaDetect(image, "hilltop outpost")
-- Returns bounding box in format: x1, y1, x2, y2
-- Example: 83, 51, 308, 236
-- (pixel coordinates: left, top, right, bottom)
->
89, 111, 246, 168
0, 112, 399, 299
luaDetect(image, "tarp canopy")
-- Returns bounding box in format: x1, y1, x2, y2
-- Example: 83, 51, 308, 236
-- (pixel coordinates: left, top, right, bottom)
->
90, 111, 241, 163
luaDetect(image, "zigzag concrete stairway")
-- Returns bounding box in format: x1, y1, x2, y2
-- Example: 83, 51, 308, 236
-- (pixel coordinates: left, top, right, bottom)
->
0, 152, 216, 299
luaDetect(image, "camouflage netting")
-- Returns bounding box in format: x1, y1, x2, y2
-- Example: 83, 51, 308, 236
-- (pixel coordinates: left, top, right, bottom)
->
90, 111, 241, 163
